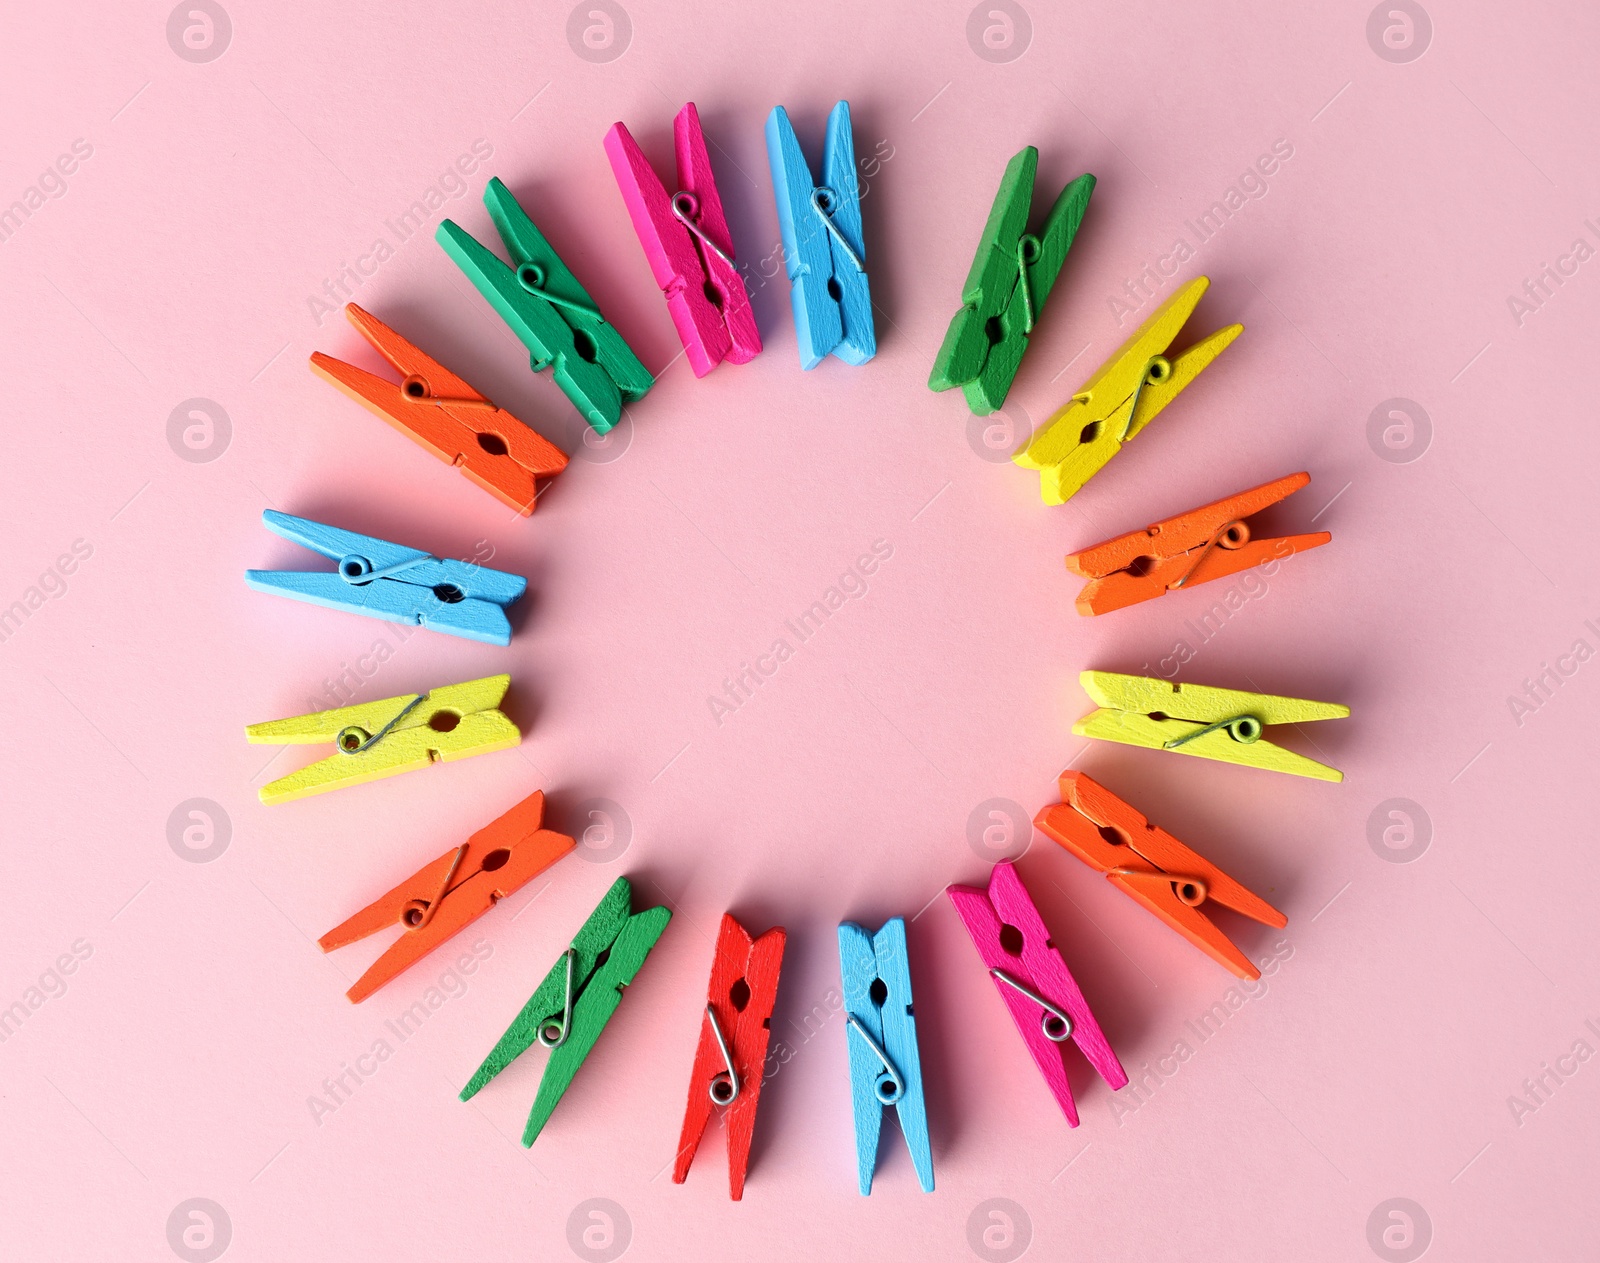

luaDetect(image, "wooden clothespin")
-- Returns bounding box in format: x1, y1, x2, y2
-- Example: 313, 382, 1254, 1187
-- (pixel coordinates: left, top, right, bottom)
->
245, 510, 527, 646
673, 914, 786, 1199
1035, 771, 1287, 979
838, 917, 933, 1194
1015, 277, 1242, 504
765, 102, 875, 369
437, 178, 652, 433
245, 674, 520, 803
947, 861, 1126, 1125
318, 791, 573, 1002
1074, 670, 1349, 782
459, 876, 670, 1145
310, 303, 568, 517
929, 147, 1095, 414
604, 102, 761, 377
1064, 472, 1331, 615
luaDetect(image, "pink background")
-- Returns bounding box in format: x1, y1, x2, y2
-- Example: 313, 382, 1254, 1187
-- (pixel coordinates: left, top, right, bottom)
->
3, 1, 1597, 1260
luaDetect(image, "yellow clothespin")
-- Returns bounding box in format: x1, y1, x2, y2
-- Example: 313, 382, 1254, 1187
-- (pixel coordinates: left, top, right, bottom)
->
246, 674, 520, 803
1072, 670, 1348, 782
1014, 277, 1242, 505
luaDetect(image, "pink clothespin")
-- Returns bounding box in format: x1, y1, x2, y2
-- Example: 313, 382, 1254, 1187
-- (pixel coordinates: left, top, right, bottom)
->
603, 102, 761, 377
947, 861, 1127, 1124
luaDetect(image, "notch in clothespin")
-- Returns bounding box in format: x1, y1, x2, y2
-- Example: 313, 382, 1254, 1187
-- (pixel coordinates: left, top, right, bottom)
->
1015, 277, 1242, 505
838, 917, 933, 1194
438, 178, 652, 434
245, 674, 520, 803
765, 101, 875, 369
947, 861, 1126, 1125
245, 510, 527, 646
673, 913, 786, 1199
929, 147, 1095, 414
319, 790, 574, 1002
459, 876, 670, 1145
1035, 771, 1287, 978
604, 102, 761, 377
309, 304, 568, 517
1065, 472, 1331, 616
1073, 671, 1349, 782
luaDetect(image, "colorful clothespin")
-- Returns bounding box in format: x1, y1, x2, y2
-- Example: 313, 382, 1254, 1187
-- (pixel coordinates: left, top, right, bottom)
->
1064, 472, 1331, 615
1073, 671, 1349, 782
309, 303, 568, 517
838, 917, 933, 1194
1015, 277, 1242, 505
319, 790, 574, 1002
1035, 772, 1287, 979
459, 876, 670, 1145
438, 178, 652, 433
245, 510, 527, 646
604, 102, 761, 377
929, 147, 1095, 414
245, 674, 520, 803
765, 102, 875, 369
947, 861, 1126, 1125
673, 914, 786, 1199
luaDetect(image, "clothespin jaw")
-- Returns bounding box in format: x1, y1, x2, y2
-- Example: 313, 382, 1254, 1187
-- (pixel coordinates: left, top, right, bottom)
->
459, 876, 670, 1145
309, 304, 568, 517
1072, 671, 1349, 781
1015, 277, 1243, 505
1035, 772, 1287, 979
245, 674, 521, 803
946, 861, 1125, 1125
1065, 472, 1331, 616
673, 913, 787, 1200
604, 103, 761, 377
245, 510, 528, 646
437, 178, 653, 434
838, 917, 933, 1195
929, 147, 1096, 414
319, 790, 574, 1002
765, 101, 875, 369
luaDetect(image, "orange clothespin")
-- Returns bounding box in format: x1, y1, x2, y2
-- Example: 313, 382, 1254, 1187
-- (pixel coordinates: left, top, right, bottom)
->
1034, 771, 1286, 979
1065, 472, 1331, 616
310, 303, 569, 516
318, 790, 574, 1002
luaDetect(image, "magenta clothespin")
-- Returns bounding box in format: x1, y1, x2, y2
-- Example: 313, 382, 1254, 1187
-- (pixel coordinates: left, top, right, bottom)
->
603, 102, 761, 377
947, 860, 1126, 1124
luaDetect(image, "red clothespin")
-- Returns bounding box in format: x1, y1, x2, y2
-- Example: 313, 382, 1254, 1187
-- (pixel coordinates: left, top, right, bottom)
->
1035, 771, 1287, 979
604, 103, 761, 377
318, 791, 574, 1002
947, 861, 1126, 1125
1064, 472, 1331, 616
673, 914, 786, 1199
310, 303, 569, 516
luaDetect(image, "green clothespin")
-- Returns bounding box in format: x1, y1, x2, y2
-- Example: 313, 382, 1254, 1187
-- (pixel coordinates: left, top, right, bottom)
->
929, 148, 1095, 415
459, 876, 670, 1145
438, 178, 653, 434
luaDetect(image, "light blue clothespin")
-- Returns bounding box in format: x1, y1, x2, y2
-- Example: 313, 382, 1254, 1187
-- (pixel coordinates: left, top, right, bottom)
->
245, 510, 526, 646
765, 101, 876, 369
838, 917, 933, 1194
